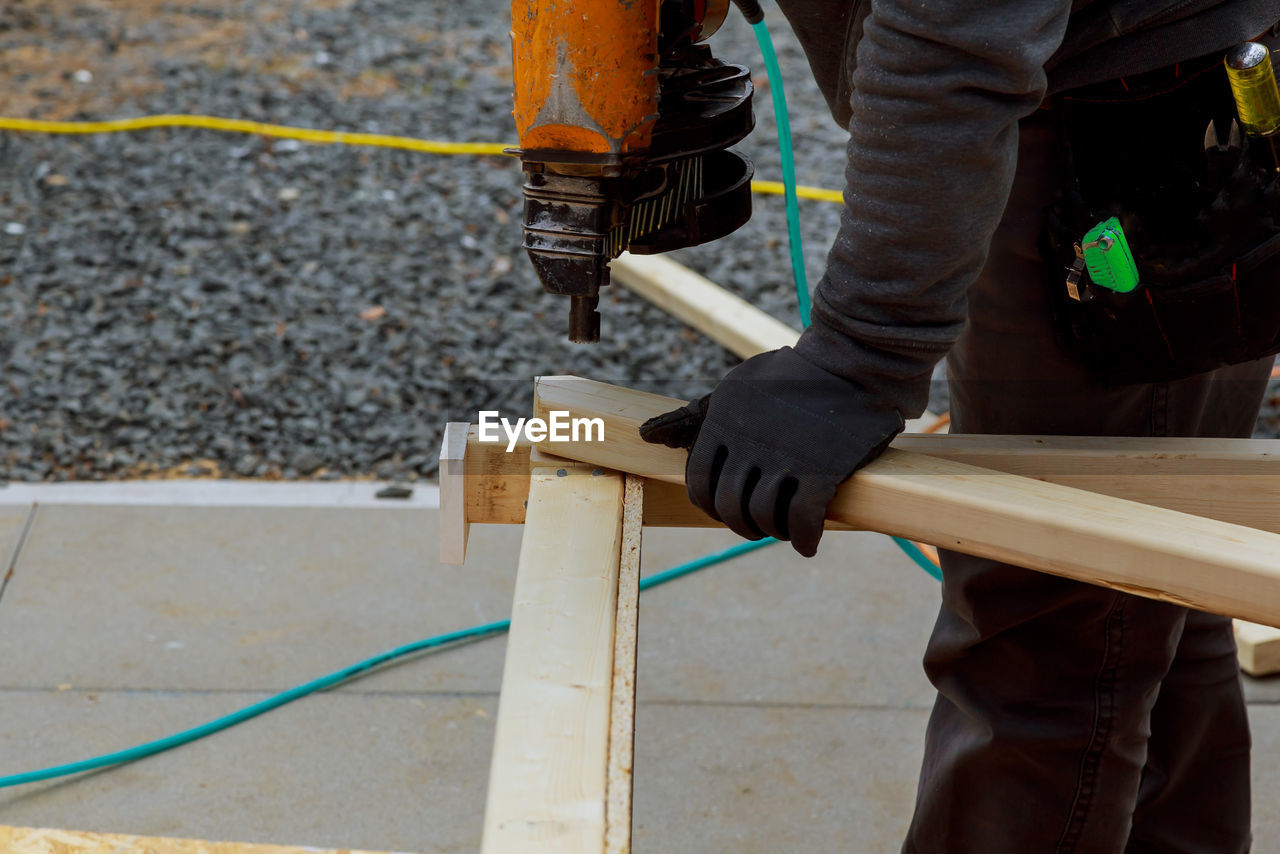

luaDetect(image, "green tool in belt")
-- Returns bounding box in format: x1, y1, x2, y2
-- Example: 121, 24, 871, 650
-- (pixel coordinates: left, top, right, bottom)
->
1066, 216, 1140, 299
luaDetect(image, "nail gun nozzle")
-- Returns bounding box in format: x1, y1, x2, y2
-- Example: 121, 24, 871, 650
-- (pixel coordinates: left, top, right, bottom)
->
568, 295, 601, 343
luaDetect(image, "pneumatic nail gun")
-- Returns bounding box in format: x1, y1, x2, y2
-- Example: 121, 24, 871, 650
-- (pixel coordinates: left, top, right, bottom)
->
510, 0, 756, 342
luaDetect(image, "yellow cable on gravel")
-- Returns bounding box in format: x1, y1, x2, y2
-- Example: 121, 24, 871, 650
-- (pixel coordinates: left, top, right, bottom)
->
0, 114, 511, 157
0, 113, 844, 203
749, 179, 842, 203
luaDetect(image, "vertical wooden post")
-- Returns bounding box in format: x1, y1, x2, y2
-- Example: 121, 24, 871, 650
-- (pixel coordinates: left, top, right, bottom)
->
605, 475, 643, 854
481, 465, 630, 854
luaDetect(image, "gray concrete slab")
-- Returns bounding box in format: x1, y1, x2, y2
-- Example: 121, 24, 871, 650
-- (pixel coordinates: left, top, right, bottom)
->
3, 499, 1275, 852
0, 688, 928, 853
0, 507, 940, 710
635, 528, 940, 708
0, 690, 495, 852
0, 506, 521, 694
5, 691, 1280, 852
633, 704, 928, 853
1243, 672, 1280, 704
0, 481, 440, 508
0, 502, 941, 851
0, 503, 32, 574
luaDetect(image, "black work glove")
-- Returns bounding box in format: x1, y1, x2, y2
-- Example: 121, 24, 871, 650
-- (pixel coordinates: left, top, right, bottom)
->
640, 347, 903, 557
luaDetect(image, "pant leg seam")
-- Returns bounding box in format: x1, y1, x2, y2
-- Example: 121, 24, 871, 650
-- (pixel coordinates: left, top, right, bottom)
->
1055, 595, 1126, 853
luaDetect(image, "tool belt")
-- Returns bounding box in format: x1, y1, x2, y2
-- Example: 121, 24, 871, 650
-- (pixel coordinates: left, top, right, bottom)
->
1041, 53, 1280, 385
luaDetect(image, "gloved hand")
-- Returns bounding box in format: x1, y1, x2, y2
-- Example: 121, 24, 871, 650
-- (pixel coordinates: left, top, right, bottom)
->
639, 347, 903, 556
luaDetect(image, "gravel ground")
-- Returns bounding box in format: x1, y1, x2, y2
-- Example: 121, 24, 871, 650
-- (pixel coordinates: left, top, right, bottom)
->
0, 0, 1276, 481
0, 0, 853, 481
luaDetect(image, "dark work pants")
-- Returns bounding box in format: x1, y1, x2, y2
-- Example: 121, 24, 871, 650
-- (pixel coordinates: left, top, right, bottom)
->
901, 114, 1272, 853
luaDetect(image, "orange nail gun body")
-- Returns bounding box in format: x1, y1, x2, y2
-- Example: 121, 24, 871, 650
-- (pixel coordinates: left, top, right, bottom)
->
511, 0, 754, 341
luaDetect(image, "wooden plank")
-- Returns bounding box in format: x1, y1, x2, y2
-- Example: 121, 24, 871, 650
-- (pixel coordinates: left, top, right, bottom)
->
610, 253, 799, 359
892, 433, 1280, 534
531, 375, 1280, 629
1235, 619, 1280, 676
465, 433, 537, 528
481, 466, 626, 854
612, 254, 947, 430
605, 475, 643, 854
457, 425, 718, 530
0, 825, 398, 853
457, 422, 1280, 534
439, 421, 470, 565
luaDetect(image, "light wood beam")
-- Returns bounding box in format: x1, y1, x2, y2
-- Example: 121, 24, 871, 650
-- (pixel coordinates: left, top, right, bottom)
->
530, 375, 1280, 629
1236, 620, 1280, 676
0, 826, 395, 854
611, 253, 798, 359
480, 465, 626, 854
450, 423, 1280, 534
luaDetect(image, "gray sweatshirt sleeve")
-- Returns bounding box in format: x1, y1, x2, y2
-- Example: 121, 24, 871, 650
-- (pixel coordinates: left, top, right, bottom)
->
791, 1, 1073, 417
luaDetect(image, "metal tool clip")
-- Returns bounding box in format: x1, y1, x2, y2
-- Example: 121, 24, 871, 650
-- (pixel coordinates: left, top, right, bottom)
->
1065, 243, 1089, 302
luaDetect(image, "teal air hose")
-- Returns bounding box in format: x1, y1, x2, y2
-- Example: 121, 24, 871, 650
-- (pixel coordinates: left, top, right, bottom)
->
748, 18, 812, 326
893, 537, 944, 581
747, 12, 942, 582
